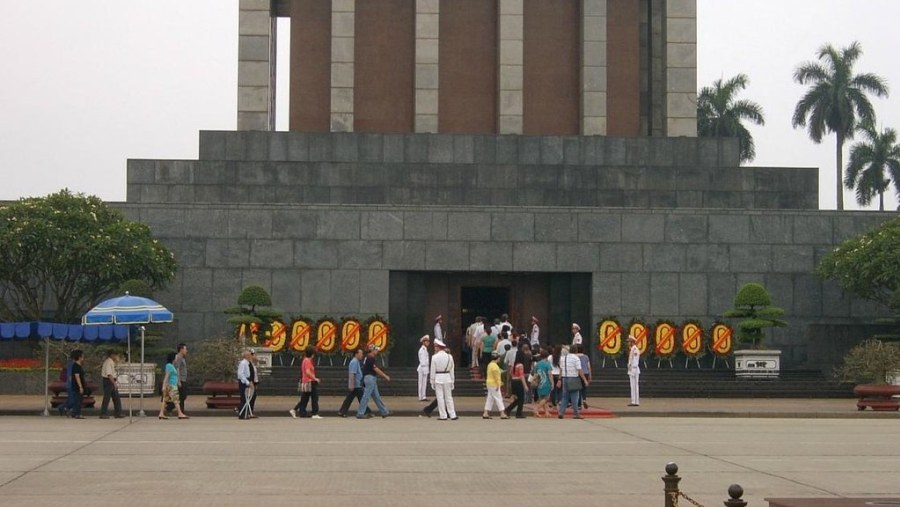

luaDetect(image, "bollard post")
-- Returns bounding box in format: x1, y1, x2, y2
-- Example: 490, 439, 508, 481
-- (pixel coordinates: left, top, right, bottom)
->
662, 462, 681, 507
723, 484, 748, 507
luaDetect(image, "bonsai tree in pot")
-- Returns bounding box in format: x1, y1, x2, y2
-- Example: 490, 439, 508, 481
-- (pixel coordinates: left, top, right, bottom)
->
835, 338, 900, 411
224, 285, 282, 346
724, 282, 788, 349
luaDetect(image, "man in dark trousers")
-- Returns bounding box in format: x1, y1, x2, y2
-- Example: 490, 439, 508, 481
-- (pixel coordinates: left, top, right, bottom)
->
69, 350, 87, 419
99, 350, 123, 419
338, 348, 369, 417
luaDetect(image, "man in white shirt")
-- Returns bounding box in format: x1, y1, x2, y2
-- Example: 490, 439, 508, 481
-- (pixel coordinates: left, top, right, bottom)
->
433, 315, 444, 343
558, 346, 589, 419
468, 317, 485, 368
627, 335, 641, 406
416, 335, 430, 401
571, 323, 583, 346
499, 314, 512, 335
99, 350, 123, 419
429, 338, 457, 420
236, 349, 254, 420
529, 316, 540, 349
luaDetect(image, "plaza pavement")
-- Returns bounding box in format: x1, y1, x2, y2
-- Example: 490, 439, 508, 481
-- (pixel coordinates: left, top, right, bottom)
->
0, 395, 899, 507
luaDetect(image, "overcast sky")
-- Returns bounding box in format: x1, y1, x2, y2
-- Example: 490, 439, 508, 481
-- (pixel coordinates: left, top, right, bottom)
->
1, 0, 898, 210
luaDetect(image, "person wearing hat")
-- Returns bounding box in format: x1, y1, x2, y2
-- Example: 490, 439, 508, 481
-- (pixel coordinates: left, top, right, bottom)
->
237, 348, 257, 420
529, 316, 540, 349
433, 315, 444, 344
429, 338, 457, 420
482, 350, 507, 419
571, 323, 583, 346
627, 334, 641, 406
416, 335, 431, 401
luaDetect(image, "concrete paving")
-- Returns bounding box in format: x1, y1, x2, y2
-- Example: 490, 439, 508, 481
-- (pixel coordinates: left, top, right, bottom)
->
0, 396, 899, 506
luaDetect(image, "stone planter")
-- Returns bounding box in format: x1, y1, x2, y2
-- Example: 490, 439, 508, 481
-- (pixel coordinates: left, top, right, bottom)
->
853, 384, 900, 411
734, 350, 781, 379
202, 381, 240, 409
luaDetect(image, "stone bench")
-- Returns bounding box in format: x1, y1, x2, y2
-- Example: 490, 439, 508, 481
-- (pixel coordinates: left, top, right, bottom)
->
854, 384, 900, 411
202, 381, 240, 409
49, 380, 99, 408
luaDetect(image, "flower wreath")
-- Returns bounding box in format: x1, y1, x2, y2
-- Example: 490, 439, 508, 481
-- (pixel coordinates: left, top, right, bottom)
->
596, 317, 624, 358
679, 319, 706, 359
364, 315, 392, 354
288, 316, 314, 354
653, 319, 678, 360
339, 316, 363, 356
313, 316, 339, 356
708, 321, 734, 358
626, 318, 651, 359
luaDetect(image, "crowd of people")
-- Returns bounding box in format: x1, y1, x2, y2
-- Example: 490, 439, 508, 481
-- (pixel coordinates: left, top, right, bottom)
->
55, 312, 641, 420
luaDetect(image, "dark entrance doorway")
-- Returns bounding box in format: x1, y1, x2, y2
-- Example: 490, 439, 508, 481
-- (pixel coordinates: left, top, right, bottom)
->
460, 286, 510, 332
389, 271, 591, 366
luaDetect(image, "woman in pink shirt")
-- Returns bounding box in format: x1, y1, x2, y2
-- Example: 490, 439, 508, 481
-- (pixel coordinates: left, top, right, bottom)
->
289, 346, 322, 419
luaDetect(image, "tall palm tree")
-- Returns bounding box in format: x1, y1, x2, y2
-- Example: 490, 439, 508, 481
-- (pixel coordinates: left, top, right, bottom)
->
844, 120, 900, 211
697, 74, 765, 164
792, 41, 889, 210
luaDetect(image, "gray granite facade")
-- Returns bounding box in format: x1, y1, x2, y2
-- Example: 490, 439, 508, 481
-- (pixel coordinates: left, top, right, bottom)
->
122, 132, 893, 368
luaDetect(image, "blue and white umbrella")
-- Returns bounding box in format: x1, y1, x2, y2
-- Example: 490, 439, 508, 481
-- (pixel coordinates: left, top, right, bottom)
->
82, 294, 173, 325
83, 293, 174, 419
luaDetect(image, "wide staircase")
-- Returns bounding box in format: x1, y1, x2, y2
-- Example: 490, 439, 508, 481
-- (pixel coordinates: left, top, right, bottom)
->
260, 363, 853, 398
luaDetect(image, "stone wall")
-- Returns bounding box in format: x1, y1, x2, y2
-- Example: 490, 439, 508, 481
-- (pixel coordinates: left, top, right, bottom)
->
120, 202, 894, 368
126, 132, 817, 209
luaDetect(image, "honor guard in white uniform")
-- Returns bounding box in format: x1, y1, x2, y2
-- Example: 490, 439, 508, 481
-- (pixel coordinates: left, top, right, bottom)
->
571, 323, 583, 346
529, 316, 540, 349
417, 335, 430, 401
627, 335, 640, 406
429, 338, 457, 420
433, 315, 444, 343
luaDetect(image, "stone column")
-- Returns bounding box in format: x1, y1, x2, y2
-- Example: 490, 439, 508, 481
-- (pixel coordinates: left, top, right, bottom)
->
331, 0, 355, 132
237, 0, 275, 131
415, 0, 440, 132
582, 0, 607, 135
665, 0, 697, 136
498, 0, 524, 134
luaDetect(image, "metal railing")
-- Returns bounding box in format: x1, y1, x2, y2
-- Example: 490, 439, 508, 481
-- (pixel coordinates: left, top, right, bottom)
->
663, 462, 748, 507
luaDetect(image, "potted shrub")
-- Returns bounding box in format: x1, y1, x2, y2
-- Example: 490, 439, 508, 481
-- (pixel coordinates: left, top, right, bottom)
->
835, 338, 900, 411
724, 282, 787, 379
191, 336, 242, 409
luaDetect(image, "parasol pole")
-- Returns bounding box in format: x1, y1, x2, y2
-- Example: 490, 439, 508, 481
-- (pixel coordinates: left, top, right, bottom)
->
42, 337, 49, 416
139, 325, 146, 417
127, 325, 133, 422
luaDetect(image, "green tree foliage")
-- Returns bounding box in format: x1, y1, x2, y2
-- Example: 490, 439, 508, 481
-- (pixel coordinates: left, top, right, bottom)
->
834, 339, 900, 385
189, 335, 242, 383
0, 190, 177, 323
224, 285, 282, 343
844, 120, 900, 211
792, 41, 889, 210
724, 283, 787, 349
697, 73, 765, 163
818, 216, 900, 307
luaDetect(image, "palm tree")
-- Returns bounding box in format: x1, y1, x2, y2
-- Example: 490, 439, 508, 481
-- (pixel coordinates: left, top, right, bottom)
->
844, 120, 900, 211
697, 74, 765, 164
792, 41, 889, 210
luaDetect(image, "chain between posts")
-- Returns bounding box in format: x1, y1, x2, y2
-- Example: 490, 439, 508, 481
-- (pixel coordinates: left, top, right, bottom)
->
663, 462, 748, 507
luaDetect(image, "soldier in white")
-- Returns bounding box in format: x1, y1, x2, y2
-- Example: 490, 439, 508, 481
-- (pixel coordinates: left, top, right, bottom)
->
627, 334, 640, 406
429, 338, 457, 420
571, 323, 583, 346
417, 335, 430, 401
433, 315, 444, 343
529, 316, 540, 349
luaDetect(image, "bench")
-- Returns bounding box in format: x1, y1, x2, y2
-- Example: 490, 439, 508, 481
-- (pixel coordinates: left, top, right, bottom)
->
853, 384, 900, 411
49, 380, 99, 409
202, 381, 241, 409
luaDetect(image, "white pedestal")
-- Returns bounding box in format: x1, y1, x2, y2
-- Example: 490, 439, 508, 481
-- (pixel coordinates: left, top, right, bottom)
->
116, 363, 156, 396
734, 350, 781, 379
253, 347, 273, 376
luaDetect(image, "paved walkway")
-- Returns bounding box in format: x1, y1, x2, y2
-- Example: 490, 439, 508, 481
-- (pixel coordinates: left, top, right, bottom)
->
1, 394, 895, 419
0, 410, 898, 507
